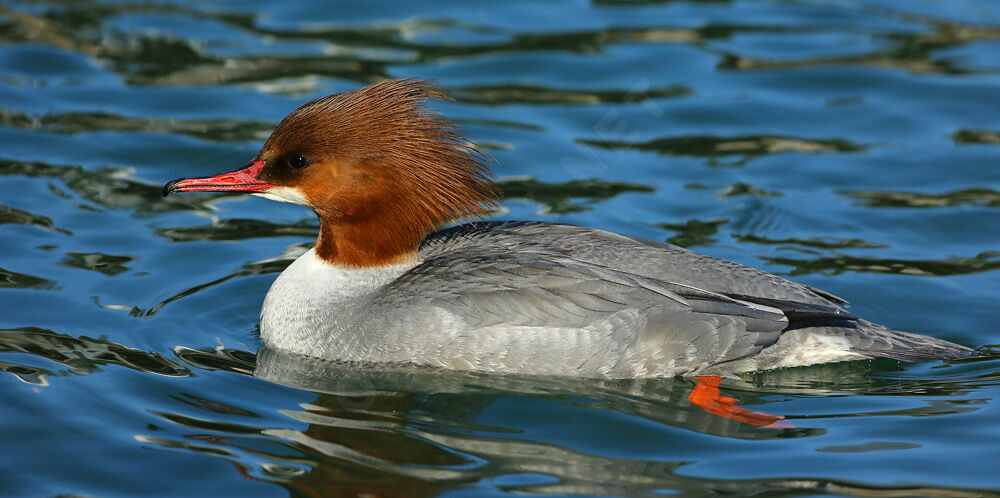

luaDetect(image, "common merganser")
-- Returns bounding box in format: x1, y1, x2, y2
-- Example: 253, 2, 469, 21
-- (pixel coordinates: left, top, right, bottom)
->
163, 78, 972, 378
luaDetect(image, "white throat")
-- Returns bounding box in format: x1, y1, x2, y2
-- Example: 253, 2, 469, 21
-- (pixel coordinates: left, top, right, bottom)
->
259, 249, 418, 356
252, 186, 310, 205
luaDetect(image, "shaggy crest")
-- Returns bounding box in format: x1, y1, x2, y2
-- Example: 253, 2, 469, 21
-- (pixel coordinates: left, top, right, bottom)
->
264, 78, 496, 220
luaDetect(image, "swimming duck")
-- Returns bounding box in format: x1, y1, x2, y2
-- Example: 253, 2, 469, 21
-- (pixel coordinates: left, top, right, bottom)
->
163, 79, 971, 378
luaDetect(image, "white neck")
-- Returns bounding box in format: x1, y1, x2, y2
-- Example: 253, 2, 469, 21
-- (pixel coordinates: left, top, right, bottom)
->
259, 249, 418, 356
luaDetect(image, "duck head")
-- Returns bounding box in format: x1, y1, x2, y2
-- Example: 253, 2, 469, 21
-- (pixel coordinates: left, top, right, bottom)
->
164, 79, 497, 266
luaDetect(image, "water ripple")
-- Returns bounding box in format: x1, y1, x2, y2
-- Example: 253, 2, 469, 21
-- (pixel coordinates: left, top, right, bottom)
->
0, 203, 72, 234
580, 134, 865, 166
842, 188, 1000, 208
0, 327, 190, 382
0, 267, 57, 289
60, 251, 134, 276
0, 158, 225, 215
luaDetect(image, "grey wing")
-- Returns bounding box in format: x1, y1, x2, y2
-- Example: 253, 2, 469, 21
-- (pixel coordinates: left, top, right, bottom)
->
422, 221, 849, 307
372, 249, 789, 377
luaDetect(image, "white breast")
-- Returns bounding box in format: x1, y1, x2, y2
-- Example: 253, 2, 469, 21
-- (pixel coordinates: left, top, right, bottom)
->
259, 249, 417, 357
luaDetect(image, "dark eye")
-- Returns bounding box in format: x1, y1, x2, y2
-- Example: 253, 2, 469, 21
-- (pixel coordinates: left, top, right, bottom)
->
287, 153, 308, 170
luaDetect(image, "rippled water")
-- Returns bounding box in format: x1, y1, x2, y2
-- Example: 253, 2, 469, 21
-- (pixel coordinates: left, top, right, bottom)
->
2, 0, 999, 495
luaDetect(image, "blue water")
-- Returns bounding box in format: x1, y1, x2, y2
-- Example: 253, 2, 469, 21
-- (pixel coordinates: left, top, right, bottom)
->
2, 0, 999, 495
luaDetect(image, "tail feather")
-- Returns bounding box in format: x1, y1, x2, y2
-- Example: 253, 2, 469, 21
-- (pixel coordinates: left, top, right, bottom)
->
851, 322, 973, 361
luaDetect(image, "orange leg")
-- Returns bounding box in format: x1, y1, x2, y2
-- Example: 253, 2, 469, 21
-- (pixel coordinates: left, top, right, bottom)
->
687, 376, 790, 428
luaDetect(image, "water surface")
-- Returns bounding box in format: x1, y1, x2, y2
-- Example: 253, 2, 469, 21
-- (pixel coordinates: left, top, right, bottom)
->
2, 0, 999, 495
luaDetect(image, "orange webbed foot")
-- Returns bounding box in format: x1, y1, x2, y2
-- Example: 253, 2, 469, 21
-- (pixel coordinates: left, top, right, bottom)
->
687, 376, 791, 428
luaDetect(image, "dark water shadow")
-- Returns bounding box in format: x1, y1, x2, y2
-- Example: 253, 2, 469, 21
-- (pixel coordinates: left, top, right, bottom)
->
954, 129, 1000, 145
451, 84, 690, 106
841, 188, 1000, 208
60, 251, 134, 276
498, 176, 654, 214
580, 134, 865, 166
0, 326, 189, 385
710, 182, 784, 198
761, 251, 1000, 277
735, 234, 888, 250
656, 218, 729, 247
0, 267, 57, 290
0, 203, 72, 234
